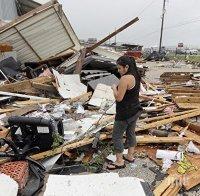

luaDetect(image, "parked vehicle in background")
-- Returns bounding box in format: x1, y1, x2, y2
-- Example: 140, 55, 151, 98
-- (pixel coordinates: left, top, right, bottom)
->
186, 49, 198, 55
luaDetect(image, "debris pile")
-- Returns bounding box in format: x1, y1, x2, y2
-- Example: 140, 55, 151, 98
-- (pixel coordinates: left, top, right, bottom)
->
0, 1, 199, 196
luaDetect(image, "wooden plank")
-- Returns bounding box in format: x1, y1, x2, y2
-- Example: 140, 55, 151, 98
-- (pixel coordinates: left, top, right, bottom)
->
183, 169, 200, 190
6, 105, 39, 118
139, 94, 170, 104
170, 185, 181, 196
168, 89, 200, 94
31, 82, 57, 93
140, 109, 198, 123
161, 184, 175, 196
0, 77, 53, 93
69, 92, 92, 104
174, 97, 200, 103
176, 103, 200, 109
153, 175, 176, 196
136, 136, 190, 144
0, 91, 49, 100
172, 93, 200, 97
136, 110, 200, 132
0, 129, 9, 138
14, 99, 60, 106
188, 123, 200, 134
0, 108, 17, 114
172, 125, 200, 144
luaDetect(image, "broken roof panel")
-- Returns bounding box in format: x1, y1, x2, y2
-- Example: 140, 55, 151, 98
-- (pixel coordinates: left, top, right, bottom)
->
0, 0, 81, 63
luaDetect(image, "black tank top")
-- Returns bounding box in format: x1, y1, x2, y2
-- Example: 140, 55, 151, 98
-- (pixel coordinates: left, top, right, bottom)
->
115, 74, 142, 121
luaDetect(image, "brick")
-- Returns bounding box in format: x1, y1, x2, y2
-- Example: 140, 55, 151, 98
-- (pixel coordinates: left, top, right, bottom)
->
0, 161, 29, 189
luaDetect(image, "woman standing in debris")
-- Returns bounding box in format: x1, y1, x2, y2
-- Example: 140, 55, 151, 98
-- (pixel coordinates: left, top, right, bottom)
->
107, 56, 142, 170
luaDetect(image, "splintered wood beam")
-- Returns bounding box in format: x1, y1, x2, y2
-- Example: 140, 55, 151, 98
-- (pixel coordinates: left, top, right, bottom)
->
172, 125, 200, 144
14, 99, 60, 106
140, 109, 198, 123
183, 170, 200, 190
0, 91, 49, 100
153, 175, 177, 196
174, 97, 200, 103
139, 94, 170, 104
69, 92, 92, 104
31, 82, 57, 93
136, 110, 200, 132
0, 77, 53, 93
136, 136, 190, 144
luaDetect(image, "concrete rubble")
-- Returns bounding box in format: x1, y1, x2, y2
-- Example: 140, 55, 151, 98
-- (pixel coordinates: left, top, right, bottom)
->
0, 1, 200, 196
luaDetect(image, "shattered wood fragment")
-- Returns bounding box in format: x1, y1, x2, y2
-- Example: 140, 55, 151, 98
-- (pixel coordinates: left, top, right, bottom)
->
172, 125, 200, 144
82, 152, 94, 164
69, 92, 92, 104
175, 103, 200, 109
139, 94, 170, 104
14, 99, 60, 106
0, 108, 17, 114
31, 82, 57, 93
174, 97, 200, 103
168, 89, 200, 94
167, 155, 200, 191
140, 109, 198, 123
136, 136, 190, 144
153, 175, 177, 196
162, 183, 181, 196
161, 184, 175, 196
0, 77, 53, 93
183, 170, 200, 190
0, 129, 9, 138
136, 110, 200, 132
0, 91, 49, 100
6, 105, 39, 118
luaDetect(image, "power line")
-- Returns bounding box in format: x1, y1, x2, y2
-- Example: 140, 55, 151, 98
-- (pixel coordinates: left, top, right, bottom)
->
137, 0, 157, 16
134, 17, 200, 41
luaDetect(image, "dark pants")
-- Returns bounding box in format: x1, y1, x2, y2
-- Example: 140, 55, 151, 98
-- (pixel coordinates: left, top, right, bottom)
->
112, 111, 141, 153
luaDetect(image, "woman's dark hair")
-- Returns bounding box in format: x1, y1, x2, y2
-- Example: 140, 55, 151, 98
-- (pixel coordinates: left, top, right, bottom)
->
116, 55, 141, 80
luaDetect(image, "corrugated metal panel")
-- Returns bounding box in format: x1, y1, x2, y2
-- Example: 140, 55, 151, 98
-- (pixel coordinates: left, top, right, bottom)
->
0, 1, 81, 63
0, 0, 18, 21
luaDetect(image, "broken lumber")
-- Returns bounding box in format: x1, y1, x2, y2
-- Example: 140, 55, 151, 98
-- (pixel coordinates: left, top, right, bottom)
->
69, 92, 92, 104
0, 77, 53, 93
31, 82, 57, 93
31, 133, 111, 160
14, 99, 60, 106
136, 136, 190, 144
172, 125, 200, 144
162, 183, 181, 196
139, 94, 170, 104
6, 105, 39, 117
0, 108, 17, 114
153, 175, 177, 196
0, 91, 49, 100
136, 110, 200, 132
183, 169, 200, 190
140, 109, 198, 123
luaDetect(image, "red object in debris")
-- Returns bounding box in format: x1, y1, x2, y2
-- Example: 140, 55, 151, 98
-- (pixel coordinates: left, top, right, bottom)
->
0, 161, 29, 190
124, 51, 142, 59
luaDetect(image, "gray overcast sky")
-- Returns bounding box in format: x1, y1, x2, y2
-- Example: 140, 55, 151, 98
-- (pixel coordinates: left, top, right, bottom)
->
58, 0, 200, 48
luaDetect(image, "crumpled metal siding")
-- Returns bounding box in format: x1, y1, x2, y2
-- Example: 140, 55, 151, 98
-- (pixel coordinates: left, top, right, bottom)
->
0, 2, 81, 63
0, 0, 18, 21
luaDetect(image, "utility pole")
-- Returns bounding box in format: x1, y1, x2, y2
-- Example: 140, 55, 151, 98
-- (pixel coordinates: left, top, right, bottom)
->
159, 0, 167, 53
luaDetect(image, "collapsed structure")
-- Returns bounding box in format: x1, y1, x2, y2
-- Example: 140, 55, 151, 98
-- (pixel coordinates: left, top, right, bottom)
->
0, 1, 200, 196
